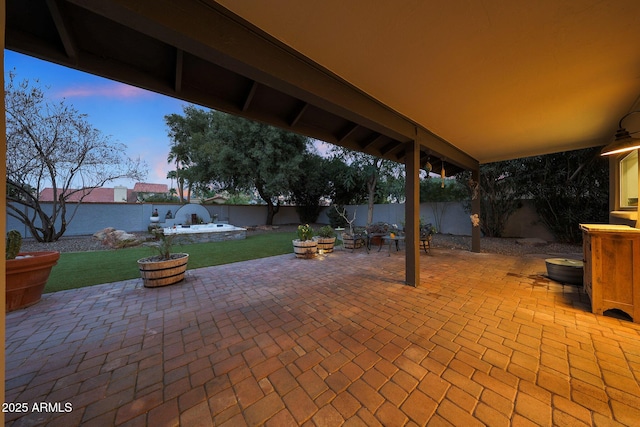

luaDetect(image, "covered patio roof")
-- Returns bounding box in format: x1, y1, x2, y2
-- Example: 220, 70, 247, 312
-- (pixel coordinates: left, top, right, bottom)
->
7, 1, 640, 172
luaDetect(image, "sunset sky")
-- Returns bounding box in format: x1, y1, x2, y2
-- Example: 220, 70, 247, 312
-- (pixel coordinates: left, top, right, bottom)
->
5, 50, 188, 189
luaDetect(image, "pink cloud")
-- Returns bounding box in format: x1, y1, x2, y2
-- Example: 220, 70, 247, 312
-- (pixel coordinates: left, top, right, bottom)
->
55, 82, 151, 100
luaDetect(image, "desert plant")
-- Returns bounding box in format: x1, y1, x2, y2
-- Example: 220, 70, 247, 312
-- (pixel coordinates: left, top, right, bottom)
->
6, 230, 22, 260
145, 231, 179, 260
334, 206, 357, 235
296, 224, 315, 241
317, 225, 336, 238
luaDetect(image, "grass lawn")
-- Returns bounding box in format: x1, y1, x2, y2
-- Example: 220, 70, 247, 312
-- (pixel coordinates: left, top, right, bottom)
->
45, 231, 298, 293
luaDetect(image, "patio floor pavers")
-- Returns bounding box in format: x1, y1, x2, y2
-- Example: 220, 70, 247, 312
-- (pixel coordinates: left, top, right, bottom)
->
5, 247, 640, 426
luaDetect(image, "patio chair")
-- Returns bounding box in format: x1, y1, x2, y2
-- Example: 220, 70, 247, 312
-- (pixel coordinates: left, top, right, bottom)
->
420, 223, 434, 254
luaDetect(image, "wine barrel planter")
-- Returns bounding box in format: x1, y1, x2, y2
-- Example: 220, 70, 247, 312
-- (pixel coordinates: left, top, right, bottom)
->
293, 239, 317, 259
545, 258, 583, 285
342, 234, 363, 250
316, 237, 336, 253
138, 253, 189, 287
6, 251, 60, 312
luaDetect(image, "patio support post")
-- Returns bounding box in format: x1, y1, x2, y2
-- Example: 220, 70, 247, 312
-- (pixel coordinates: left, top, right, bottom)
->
404, 138, 420, 287
471, 167, 481, 252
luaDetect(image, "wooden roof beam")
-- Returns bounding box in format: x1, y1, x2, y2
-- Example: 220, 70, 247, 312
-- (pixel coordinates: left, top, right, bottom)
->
46, 0, 78, 62
289, 102, 308, 127
174, 48, 183, 93
242, 81, 258, 112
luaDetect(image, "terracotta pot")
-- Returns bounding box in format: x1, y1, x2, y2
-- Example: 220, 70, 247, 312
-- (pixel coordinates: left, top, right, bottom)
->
6, 251, 60, 312
138, 253, 189, 287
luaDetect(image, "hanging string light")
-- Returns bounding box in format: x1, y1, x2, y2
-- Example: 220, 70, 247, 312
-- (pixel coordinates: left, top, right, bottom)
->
424, 157, 432, 174
441, 160, 446, 188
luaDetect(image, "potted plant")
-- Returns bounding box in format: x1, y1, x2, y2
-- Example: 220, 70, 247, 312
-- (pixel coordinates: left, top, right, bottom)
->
137, 230, 189, 287
315, 225, 337, 253
150, 208, 160, 223
293, 224, 317, 259
5, 230, 60, 311
334, 206, 363, 249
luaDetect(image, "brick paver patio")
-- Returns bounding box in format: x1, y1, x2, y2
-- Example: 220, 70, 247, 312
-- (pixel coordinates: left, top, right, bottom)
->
5, 247, 640, 426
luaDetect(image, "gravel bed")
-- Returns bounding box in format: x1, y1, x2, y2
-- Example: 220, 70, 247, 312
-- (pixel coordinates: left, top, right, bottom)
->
20, 225, 582, 257
430, 234, 582, 257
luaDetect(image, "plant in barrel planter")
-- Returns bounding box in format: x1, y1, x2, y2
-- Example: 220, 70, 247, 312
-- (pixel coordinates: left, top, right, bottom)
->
138, 231, 189, 287
315, 225, 337, 253
293, 224, 317, 259
5, 230, 60, 311
334, 206, 364, 250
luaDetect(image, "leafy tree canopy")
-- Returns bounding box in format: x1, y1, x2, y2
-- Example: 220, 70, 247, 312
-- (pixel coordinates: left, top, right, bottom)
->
165, 108, 310, 224
329, 147, 402, 224
456, 147, 608, 242
513, 147, 609, 243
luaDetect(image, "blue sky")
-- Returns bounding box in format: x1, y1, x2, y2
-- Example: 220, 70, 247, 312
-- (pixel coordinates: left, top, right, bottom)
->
5, 50, 188, 189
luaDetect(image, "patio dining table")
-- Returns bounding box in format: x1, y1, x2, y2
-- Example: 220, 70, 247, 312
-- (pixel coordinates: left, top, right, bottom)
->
379, 234, 405, 256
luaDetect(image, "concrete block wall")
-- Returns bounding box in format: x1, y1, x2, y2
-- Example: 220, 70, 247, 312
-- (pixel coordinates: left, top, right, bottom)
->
7, 201, 553, 240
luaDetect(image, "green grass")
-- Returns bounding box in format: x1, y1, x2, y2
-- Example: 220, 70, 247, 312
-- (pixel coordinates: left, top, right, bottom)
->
45, 231, 297, 293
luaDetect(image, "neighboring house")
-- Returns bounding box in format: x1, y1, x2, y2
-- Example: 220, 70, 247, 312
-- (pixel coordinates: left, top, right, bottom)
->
38, 186, 135, 203
38, 182, 169, 203
203, 194, 229, 204
133, 182, 170, 201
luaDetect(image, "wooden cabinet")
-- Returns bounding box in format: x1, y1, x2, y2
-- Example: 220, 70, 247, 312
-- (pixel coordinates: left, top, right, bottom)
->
581, 224, 640, 322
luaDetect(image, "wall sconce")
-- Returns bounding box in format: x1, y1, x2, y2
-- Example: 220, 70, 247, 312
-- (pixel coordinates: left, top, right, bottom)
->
601, 111, 640, 156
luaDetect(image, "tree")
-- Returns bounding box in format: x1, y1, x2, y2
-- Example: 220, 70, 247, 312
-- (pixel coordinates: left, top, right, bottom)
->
165, 105, 210, 203
325, 156, 368, 206
330, 148, 399, 225
210, 113, 308, 224
457, 147, 608, 242
5, 73, 146, 242
420, 177, 467, 232
516, 148, 608, 243
289, 152, 333, 223
457, 160, 525, 237
175, 110, 309, 225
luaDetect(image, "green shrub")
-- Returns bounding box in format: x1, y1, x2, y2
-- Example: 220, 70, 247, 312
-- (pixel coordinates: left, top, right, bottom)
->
296, 224, 314, 241
327, 205, 348, 228
317, 225, 336, 238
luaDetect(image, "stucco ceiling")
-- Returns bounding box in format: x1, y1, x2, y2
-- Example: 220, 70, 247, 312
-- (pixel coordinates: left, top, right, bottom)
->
215, 0, 640, 163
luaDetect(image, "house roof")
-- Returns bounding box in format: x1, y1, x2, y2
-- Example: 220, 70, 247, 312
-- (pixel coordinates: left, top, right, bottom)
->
133, 183, 169, 193
38, 182, 167, 202
39, 187, 134, 203
6, 0, 640, 172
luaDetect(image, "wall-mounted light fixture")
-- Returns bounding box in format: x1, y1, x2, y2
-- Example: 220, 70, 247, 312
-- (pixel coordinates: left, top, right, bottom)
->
601, 111, 640, 156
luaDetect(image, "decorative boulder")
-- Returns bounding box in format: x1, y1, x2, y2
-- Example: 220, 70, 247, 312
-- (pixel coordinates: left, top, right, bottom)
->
93, 227, 142, 248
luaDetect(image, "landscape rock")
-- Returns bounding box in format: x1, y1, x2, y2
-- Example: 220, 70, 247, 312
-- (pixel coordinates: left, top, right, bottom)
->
93, 227, 142, 248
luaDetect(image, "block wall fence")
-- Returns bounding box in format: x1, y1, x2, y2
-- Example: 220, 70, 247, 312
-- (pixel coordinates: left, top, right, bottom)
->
6, 200, 554, 241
